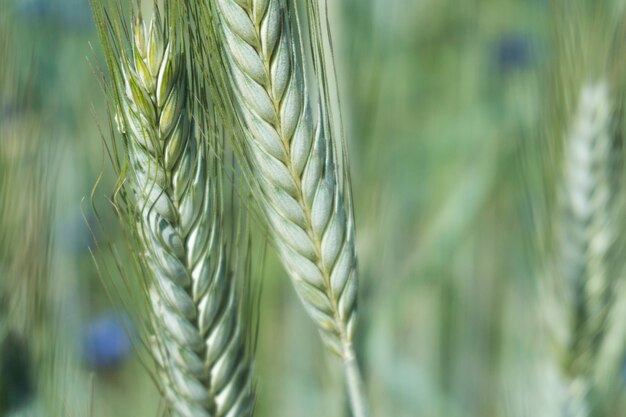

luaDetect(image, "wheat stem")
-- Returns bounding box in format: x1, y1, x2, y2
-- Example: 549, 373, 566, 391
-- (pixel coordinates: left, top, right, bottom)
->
343, 346, 369, 417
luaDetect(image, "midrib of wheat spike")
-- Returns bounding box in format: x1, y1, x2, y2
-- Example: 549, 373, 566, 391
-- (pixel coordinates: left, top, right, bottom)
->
115, 15, 253, 417
215, 1, 367, 416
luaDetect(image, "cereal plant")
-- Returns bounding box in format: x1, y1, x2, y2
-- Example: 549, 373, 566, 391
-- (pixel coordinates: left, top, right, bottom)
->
6, 1, 626, 417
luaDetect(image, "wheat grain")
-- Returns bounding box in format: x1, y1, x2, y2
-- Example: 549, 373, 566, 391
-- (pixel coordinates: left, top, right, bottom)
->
212, 1, 366, 415
106, 12, 254, 417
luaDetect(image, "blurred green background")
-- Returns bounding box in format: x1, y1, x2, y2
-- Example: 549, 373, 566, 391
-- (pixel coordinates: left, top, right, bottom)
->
4, 0, 626, 417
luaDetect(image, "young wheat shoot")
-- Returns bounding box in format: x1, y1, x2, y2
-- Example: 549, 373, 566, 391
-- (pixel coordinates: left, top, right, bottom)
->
212, 1, 367, 416
559, 80, 614, 416
92, 7, 254, 416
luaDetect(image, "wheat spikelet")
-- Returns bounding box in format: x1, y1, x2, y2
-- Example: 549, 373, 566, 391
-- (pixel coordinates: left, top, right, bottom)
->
98, 9, 254, 417
558, 80, 614, 416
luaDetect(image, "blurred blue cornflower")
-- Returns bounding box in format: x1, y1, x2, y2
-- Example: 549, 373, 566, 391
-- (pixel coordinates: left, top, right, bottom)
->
493, 32, 535, 74
82, 311, 133, 370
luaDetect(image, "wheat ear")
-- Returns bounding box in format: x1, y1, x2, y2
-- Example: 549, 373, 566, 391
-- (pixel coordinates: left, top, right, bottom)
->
559, 80, 613, 415
109, 13, 254, 417
213, 1, 366, 416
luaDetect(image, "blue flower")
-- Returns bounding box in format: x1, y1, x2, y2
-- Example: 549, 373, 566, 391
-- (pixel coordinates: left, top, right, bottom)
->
493, 33, 535, 74
82, 311, 132, 370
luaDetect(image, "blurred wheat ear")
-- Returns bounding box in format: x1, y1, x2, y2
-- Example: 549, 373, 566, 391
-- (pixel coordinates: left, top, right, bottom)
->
90, 3, 256, 416
194, 0, 368, 416
554, 80, 616, 416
